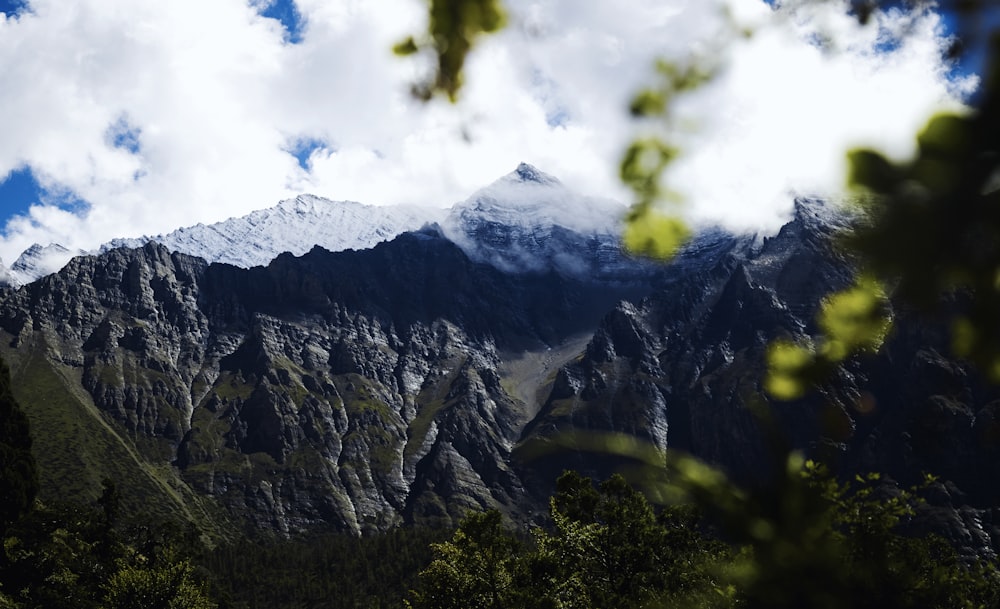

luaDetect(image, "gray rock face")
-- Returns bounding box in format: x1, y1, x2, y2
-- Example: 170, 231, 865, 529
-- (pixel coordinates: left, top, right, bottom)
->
517, 200, 1000, 557
0, 225, 659, 535
3, 198, 998, 559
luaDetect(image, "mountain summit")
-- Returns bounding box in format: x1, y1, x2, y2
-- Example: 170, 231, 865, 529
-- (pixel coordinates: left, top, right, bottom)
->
441, 164, 631, 277
1, 164, 622, 286
102, 195, 442, 269
509, 162, 561, 185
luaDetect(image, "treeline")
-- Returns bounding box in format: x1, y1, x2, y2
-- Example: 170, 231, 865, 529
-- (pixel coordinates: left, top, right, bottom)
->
0, 480, 214, 609
203, 526, 449, 609
4, 468, 999, 609
0, 478, 447, 609
408, 470, 1000, 609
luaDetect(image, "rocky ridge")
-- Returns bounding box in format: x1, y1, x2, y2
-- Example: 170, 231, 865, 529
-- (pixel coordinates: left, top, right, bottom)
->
518, 200, 1000, 558
102, 195, 443, 270
1, 175, 997, 557
2, 163, 627, 287
0, 210, 660, 535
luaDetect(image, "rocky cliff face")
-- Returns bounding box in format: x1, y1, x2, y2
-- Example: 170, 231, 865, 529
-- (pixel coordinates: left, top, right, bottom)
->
517, 200, 1000, 558
3, 198, 998, 556
0, 220, 659, 535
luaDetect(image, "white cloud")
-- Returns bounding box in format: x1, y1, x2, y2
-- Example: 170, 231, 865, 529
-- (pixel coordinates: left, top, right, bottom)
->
0, 0, 973, 264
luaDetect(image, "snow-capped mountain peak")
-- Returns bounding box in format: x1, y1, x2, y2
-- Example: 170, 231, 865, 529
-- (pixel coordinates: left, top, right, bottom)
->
505, 162, 561, 186
3, 164, 632, 285
440, 163, 634, 277
7, 243, 85, 287
452, 163, 624, 236
101, 195, 445, 269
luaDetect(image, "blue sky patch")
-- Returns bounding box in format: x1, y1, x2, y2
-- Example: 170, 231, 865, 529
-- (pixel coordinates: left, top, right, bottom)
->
546, 109, 569, 128
0, 167, 88, 233
0, 0, 28, 18
106, 115, 142, 154
286, 136, 329, 171
259, 0, 305, 44
0, 167, 43, 223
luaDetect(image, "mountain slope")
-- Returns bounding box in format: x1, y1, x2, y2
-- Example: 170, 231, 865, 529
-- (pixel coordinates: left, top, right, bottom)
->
516, 201, 1000, 557
2, 185, 997, 556
0, 216, 663, 534
103, 195, 443, 268
441, 163, 637, 279
5, 162, 619, 285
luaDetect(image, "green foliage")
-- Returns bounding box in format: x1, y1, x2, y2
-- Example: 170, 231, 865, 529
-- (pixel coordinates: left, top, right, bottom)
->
765, 26, 1000, 395
410, 510, 520, 609
411, 466, 1000, 609
410, 474, 731, 609
1, 494, 213, 609
845, 101, 1000, 379
652, 451, 1000, 609
765, 276, 892, 400
766, 92, 1000, 397
627, 18, 1000, 609
395, 0, 507, 101
546, 473, 730, 608
102, 561, 215, 609
203, 526, 448, 609
622, 205, 691, 261
617, 57, 721, 261
0, 354, 37, 544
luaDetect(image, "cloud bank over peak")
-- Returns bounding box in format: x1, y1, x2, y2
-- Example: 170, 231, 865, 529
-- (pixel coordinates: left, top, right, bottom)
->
0, 0, 973, 263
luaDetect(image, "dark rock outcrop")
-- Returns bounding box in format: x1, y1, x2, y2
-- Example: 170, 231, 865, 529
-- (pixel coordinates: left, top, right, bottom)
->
0, 225, 659, 535
3, 200, 998, 560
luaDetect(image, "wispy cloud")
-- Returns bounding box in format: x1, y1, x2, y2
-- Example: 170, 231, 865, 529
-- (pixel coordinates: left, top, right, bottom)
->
0, 0, 971, 264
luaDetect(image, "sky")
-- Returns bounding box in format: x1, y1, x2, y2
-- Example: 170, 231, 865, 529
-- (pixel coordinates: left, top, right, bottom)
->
0, 0, 979, 266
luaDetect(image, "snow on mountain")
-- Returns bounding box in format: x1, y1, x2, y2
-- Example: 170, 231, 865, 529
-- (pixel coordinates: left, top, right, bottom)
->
440, 163, 631, 277
102, 195, 444, 268
446, 163, 623, 235
0, 258, 14, 288
8, 243, 85, 288
5, 164, 633, 285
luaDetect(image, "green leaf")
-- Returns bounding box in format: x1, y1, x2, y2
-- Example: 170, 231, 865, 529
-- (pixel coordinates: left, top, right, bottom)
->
393, 37, 419, 56
846, 148, 898, 194
765, 340, 813, 401
623, 211, 690, 260
629, 89, 666, 117
817, 276, 891, 361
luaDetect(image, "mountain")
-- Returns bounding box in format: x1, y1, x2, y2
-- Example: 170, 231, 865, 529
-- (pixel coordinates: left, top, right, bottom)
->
5, 243, 85, 287
0, 167, 661, 536
4, 162, 619, 284
3, 196, 442, 287
439, 163, 655, 283
0, 168, 997, 556
102, 195, 443, 269
0, 258, 13, 288
518, 200, 1000, 557
0, 225, 659, 535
